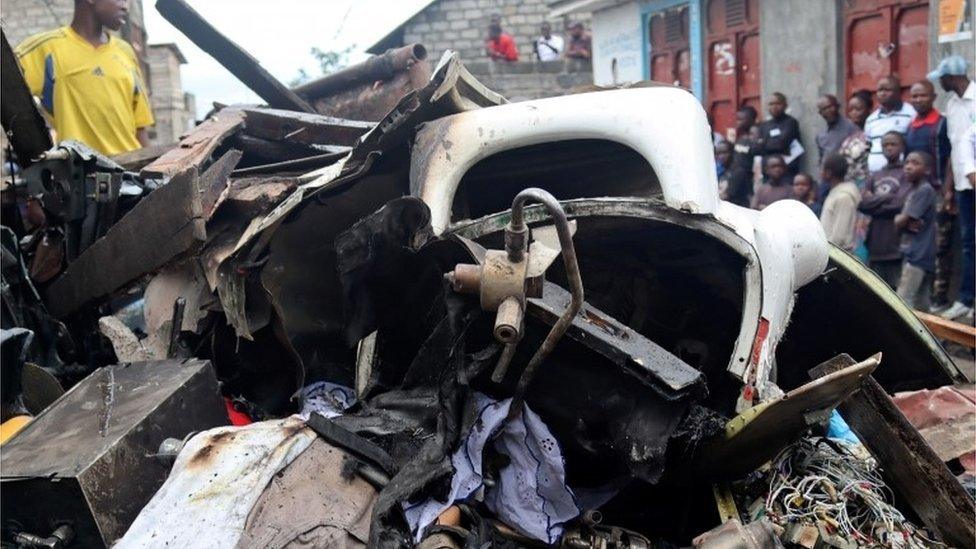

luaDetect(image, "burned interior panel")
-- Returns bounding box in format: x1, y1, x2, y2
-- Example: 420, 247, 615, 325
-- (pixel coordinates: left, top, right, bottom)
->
777, 247, 966, 393
456, 203, 749, 415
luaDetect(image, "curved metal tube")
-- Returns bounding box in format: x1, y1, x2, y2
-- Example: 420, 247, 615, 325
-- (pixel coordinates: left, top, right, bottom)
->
507, 188, 584, 419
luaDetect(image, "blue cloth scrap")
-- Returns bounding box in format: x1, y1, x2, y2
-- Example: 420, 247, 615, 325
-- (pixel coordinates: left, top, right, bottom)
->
827, 409, 860, 444
403, 392, 578, 544
299, 381, 356, 420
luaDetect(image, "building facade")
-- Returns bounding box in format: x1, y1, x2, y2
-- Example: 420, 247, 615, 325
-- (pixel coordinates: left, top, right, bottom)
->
552, 0, 975, 168
368, 0, 594, 100
146, 44, 196, 144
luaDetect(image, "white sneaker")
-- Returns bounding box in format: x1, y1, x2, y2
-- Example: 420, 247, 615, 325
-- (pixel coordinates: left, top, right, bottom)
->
939, 301, 974, 320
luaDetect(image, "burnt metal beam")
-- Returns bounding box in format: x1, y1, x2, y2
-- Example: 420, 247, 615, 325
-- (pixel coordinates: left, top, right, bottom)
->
0, 29, 52, 165
155, 0, 313, 113
526, 280, 705, 399
292, 43, 427, 100
45, 154, 236, 317
238, 107, 373, 148
809, 354, 975, 548
140, 108, 245, 179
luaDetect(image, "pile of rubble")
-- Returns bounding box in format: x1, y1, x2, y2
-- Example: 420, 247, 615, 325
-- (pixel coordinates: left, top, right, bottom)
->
1, 1, 974, 548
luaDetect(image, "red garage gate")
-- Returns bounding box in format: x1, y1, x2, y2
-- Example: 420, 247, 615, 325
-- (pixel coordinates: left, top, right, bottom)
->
648, 6, 692, 88
844, 0, 929, 99
704, 0, 761, 137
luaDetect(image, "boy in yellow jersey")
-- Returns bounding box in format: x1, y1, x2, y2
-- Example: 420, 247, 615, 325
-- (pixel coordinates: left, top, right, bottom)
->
15, 0, 154, 156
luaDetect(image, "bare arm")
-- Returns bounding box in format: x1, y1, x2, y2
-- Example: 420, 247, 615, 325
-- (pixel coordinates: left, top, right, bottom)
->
894, 211, 909, 230
136, 127, 150, 148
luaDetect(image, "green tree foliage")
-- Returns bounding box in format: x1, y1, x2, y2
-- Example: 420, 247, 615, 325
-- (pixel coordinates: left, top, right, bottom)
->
291, 45, 355, 86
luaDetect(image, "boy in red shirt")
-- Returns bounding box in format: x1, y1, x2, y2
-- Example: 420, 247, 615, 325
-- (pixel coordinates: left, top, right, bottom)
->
486, 16, 519, 62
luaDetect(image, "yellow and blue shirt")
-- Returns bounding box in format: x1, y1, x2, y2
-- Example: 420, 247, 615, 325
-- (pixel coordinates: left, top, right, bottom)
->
15, 26, 154, 155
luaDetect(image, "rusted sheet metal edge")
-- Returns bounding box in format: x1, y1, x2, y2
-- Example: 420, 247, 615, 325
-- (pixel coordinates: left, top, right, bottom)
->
44, 163, 233, 317
217, 55, 503, 272
237, 107, 374, 147
141, 109, 245, 178
200, 149, 242, 219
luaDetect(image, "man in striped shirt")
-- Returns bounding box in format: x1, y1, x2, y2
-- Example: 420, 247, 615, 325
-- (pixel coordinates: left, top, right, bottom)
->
865, 76, 916, 173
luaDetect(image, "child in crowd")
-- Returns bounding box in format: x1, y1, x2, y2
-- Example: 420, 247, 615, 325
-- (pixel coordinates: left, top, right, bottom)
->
895, 151, 938, 310
859, 131, 910, 289
792, 172, 820, 215
820, 153, 861, 250
751, 155, 793, 210
715, 141, 733, 200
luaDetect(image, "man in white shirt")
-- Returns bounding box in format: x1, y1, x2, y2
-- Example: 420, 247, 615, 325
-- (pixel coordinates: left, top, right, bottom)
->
930, 55, 975, 319
533, 22, 563, 62
864, 76, 917, 172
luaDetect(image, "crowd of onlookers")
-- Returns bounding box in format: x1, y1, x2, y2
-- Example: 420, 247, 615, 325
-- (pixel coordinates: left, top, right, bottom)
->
485, 15, 592, 62
713, 55, 975, 322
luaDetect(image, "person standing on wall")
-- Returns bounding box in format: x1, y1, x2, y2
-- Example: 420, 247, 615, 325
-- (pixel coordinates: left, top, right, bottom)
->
864, 76, 916, 173
15, 0, 154, 156
485, 14, 519, 62
930, 55, 976, 321
564, 22, 592, 60
534, 22, 563, 62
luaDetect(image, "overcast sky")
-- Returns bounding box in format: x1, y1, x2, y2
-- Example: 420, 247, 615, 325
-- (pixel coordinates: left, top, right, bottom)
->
143, 0, 430, 117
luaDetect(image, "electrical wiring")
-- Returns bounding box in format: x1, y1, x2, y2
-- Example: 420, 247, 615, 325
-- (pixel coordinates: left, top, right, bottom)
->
757, 438, 947, 548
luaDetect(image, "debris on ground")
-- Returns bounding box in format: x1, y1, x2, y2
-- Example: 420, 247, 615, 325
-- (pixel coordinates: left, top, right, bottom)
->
1, 4, 974, 547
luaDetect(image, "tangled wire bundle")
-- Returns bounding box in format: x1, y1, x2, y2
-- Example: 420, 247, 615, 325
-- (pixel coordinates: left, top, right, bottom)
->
763, 438, 944, 548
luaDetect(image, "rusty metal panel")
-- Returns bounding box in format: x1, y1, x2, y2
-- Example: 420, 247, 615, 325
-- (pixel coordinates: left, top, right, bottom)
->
708, 37, 736, 133
844, 0, 929, 99
847, 12, 891, 96
738, 32, 761, 113
895, 3, 930, 96
648, 7, 691, 87
0, 359, 228, 547
705, 0, 760, 137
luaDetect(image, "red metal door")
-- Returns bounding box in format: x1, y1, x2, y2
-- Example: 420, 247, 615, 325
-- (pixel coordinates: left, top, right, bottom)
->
648, 6, 691, 88
844, 0, 929, 99
704, 0, 760, 137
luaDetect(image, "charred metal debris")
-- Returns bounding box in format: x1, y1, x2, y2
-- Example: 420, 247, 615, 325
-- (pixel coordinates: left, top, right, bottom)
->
1, 3, 973, 548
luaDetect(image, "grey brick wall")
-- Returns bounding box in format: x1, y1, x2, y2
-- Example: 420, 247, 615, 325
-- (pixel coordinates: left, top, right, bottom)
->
147, 45, 195, 144
402, 0, 588, 65
464, 58, 593, 100
397, 0, 592, 100
1, 0, 75, 48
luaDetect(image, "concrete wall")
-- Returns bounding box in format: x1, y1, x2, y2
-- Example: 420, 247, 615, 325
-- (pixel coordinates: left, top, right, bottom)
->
464, 58, 593, 100
759, 0, 842, 170
146, 45, 195, 144
591, 2, 643, 85
402, 0, 589, 63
